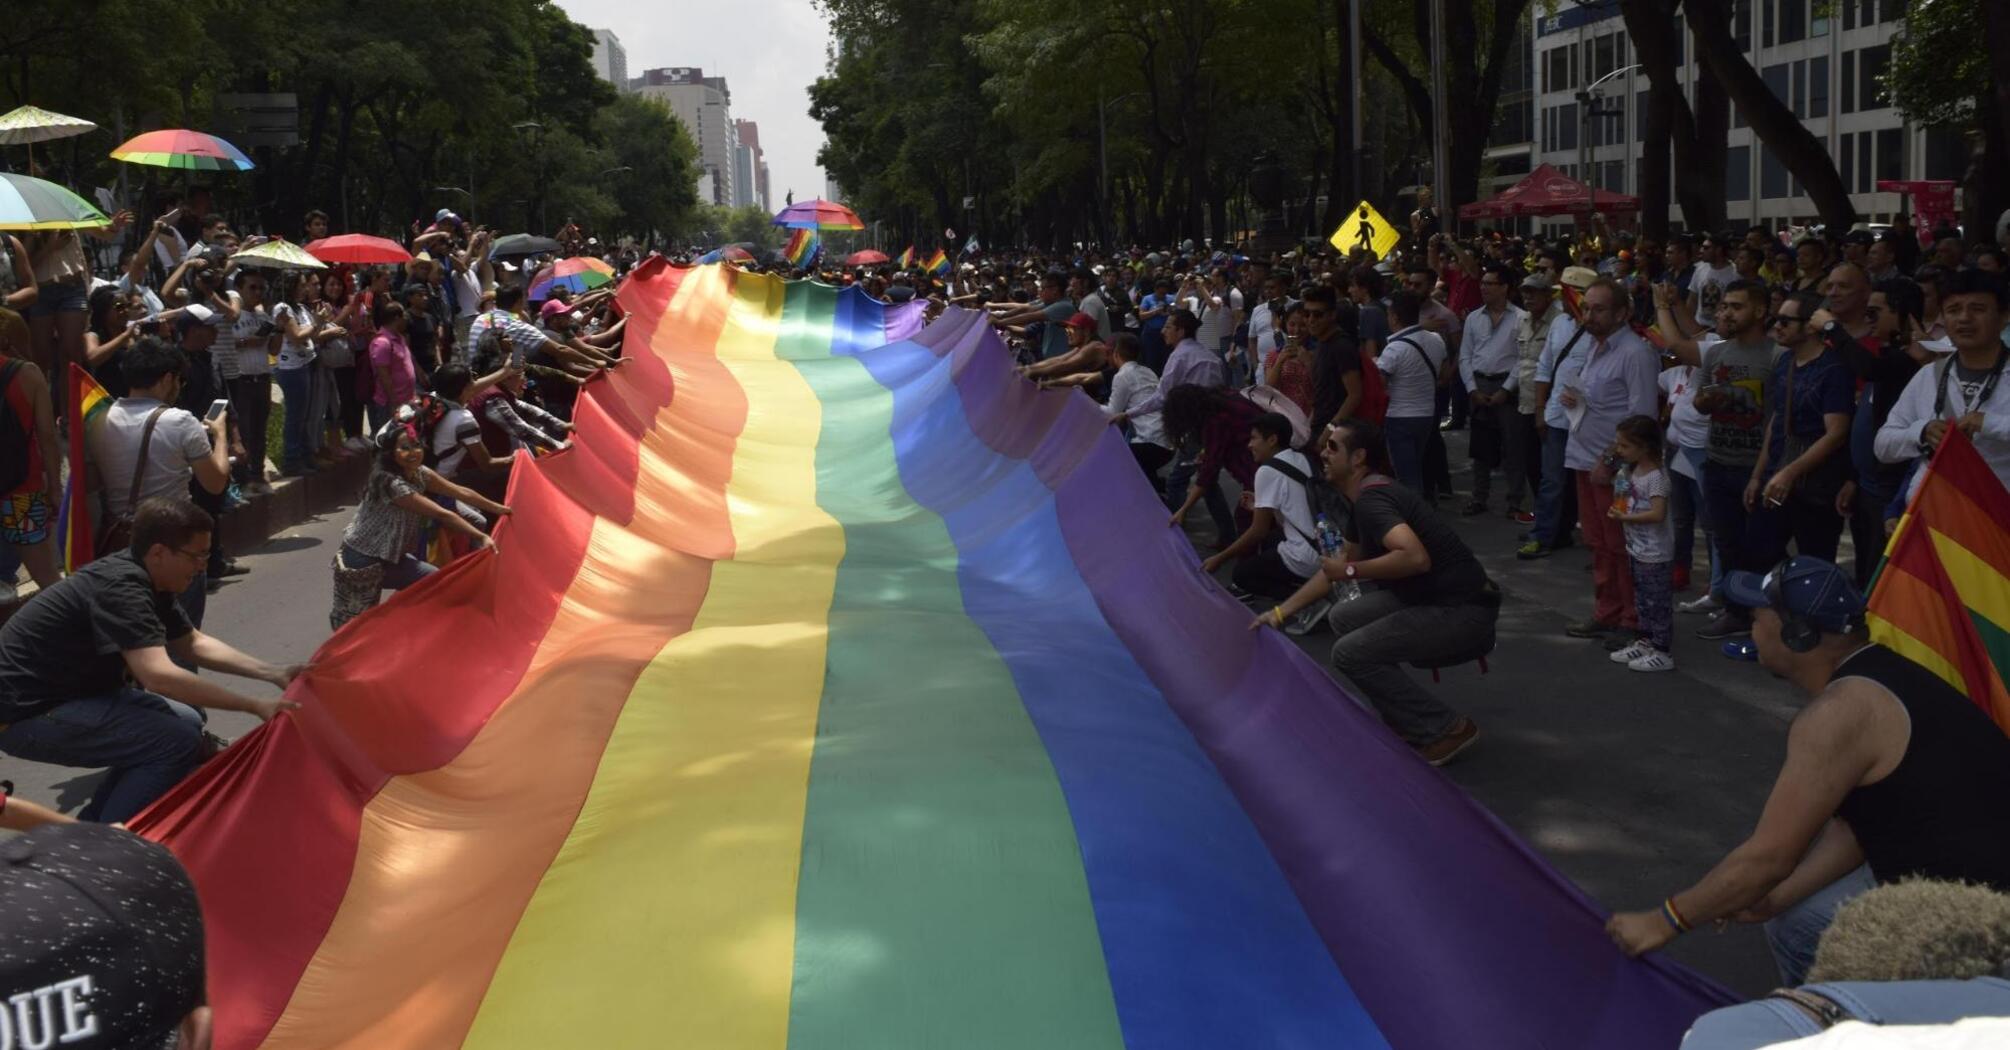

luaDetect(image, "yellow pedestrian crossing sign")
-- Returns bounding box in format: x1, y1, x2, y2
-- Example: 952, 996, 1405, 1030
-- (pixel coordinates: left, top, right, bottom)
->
1330, 200, 1401, 260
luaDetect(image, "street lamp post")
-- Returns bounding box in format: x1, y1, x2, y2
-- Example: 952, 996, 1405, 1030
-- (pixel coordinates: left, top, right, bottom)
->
513, 121, 546, 232
1576, 64, 1642, 230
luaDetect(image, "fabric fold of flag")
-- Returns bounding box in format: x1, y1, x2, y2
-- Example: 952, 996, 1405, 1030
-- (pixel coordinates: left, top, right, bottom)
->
1867, 427, 2010, 732
60, 363, 109, 572
132, 263, 1728, 1050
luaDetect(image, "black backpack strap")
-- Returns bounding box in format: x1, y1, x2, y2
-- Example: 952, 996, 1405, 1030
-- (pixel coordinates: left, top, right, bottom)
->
1257, 456, 1321, 549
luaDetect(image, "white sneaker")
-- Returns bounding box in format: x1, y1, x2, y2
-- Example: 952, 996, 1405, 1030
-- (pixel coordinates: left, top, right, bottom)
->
1284, 598, 1333, 636
1609, 641, 1651, 664
1628, 649, 1676, 672
1678, 594, 1723, 615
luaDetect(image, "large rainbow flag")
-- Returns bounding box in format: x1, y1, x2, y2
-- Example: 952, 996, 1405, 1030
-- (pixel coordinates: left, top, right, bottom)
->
1867, 427, 2010, 732
133, 262, 1728, 1049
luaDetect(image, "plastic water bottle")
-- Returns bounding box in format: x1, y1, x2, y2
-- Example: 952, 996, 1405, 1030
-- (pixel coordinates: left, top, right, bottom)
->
1335, 577, 1363, 603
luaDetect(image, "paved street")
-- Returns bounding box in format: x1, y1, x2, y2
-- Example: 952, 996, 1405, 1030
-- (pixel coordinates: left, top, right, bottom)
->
2, 431, 1802, 998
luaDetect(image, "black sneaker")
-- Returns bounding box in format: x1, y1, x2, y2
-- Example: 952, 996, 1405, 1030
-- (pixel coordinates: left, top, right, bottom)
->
1696, 609, 1752, 641
1460, 500, 1487, 516
1565, 618, 1620, 639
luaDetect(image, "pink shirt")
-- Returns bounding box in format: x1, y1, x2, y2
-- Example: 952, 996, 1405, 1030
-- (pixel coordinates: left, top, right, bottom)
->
368, 329, 416, 407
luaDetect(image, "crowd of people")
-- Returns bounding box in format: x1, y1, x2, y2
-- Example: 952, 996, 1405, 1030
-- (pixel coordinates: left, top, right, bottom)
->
3, 162, 2010, 1045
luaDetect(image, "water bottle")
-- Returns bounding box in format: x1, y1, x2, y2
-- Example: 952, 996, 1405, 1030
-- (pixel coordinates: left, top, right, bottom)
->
1335, 577, 1363, 603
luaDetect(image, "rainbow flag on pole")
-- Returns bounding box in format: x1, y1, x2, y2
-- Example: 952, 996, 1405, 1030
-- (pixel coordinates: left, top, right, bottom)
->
1867, 427, 2010, 732
783, 227, 820, 269
924, 247, 949, 276
133, 262, 1727, 1050
60, 363, 110, 571
896, 244, 915, 269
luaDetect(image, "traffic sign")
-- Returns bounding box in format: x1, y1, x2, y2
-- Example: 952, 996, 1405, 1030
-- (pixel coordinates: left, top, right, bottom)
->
1329, 200, 1401, 260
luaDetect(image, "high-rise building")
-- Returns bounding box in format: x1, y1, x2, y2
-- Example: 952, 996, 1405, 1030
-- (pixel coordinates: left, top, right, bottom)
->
1522, 0, 1947, 233
735, 119, 772, 212
590, 30, 627, 94
634, 67, 735, 205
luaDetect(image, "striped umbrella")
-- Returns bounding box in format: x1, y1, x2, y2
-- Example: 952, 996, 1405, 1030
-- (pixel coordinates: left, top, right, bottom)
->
0, 173, 109, 231
232, 239, 326, 270
530, 257, 616, 299
111, 129, 255, 172
0, 105, 97, 145
772, 198, 864, 232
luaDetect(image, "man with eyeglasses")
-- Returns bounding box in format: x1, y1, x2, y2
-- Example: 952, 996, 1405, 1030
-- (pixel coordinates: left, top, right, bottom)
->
0, 497, 304, 823
1747, 291, 1855, 566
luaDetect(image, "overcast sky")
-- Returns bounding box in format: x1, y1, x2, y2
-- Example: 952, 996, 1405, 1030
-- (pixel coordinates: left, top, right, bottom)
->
555, 0, 833, 206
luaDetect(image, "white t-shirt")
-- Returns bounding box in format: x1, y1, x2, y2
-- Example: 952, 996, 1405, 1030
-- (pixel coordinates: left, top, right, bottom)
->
90, 398, 212, 517
1078, 291, 1112, 341
452, 266, 483, 320
1658, 365, 1709, 450
1689, 261, 1738, 328
431, 403, 483, 478
1196, 287, 1242, 350
273, 303, 315, 370
1378, 326, 1448, 419
1253, 448, 1320, 578
1621, 466, 1674, 562
232, 305, 273, 376
1248, 299, 1291, 357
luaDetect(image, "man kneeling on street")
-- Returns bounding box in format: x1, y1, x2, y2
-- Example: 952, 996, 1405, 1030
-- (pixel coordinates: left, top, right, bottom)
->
1255, 419, 1497, 765
1606, 557, 2010, 986
0, 498, 304, 823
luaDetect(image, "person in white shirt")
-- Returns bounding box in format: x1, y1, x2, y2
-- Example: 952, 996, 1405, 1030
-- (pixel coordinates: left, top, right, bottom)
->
1247, 271, 1293, 361
1459, 264, 1529, 517
1378, 289, 1449, 497
1202, 413, 1324, 614
1876, 269, 2010, 495
1195, 268, 1244, 378
1102, 333, 1170, 476
1689, 233, 1740, 330
1658, 359, 1714, 599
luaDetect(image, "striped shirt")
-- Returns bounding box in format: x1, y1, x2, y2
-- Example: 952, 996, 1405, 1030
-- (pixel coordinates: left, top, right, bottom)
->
467, 310, 548, 370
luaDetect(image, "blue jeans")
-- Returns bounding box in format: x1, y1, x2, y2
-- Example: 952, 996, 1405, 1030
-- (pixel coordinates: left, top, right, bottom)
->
1764, 864, 1878, 987
1702, 458, 1781, 597
1530, 425, 1575, 546
1383, 415, 1434, 495
276, 366, 314, 472
0, 687, 206, 822
1682, 977, 2010, 1049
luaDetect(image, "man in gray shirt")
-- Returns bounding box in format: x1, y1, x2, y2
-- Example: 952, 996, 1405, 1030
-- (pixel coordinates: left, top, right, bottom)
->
1657, 277, 1782, 637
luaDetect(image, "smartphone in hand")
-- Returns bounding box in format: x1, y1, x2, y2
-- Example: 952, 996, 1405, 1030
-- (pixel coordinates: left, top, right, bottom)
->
205, 398, 230, 422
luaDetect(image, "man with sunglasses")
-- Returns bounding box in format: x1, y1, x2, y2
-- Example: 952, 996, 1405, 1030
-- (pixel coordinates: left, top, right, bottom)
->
0, 497, 304, 823
1747, 291, 1854, 566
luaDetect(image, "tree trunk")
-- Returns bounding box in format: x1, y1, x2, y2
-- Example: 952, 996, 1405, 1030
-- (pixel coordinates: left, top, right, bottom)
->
1685, 0, 1854, 230
1675, 16, 1731, 234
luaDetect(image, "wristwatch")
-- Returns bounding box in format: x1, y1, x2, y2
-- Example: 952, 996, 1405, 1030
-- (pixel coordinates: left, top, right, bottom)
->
1343, 563, 1359, 580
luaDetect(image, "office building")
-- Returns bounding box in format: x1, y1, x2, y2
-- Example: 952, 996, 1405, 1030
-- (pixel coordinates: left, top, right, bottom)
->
634, 67, 736, 205
590, 30, 627, 94
735, 119, 772, 212
1519, 0, 1950, 233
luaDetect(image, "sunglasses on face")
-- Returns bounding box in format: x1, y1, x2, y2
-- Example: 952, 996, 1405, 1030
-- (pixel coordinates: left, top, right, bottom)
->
1770, 314, 1804, 327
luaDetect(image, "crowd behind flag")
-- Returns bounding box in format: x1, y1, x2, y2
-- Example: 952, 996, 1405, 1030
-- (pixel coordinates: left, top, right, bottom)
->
1866, 427, 2010, 734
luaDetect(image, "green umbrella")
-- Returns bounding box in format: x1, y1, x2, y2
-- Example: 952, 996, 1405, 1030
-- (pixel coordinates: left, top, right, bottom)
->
0, 172, 108, 230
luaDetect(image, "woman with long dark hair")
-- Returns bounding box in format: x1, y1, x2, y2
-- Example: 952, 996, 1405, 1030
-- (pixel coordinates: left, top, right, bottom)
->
1161, 383, 1264, 543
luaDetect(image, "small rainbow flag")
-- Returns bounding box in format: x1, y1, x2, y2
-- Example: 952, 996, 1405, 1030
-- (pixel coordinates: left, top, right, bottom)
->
784, 227, 820, 269
924, 248, 949, 276
133, 263, 1727, 1050
897, 244, 915, 269
60, 363, 110, 571
1867, 427, 2010, 732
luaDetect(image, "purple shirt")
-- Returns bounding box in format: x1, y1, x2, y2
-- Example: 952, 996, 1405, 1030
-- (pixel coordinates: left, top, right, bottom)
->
1126, 338, 1226, 418
368, 330, 417, 407
1563, 327, 1659, 471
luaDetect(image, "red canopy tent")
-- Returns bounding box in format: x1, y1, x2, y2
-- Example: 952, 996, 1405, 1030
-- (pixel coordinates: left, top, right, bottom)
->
1458, 163, 1639, 220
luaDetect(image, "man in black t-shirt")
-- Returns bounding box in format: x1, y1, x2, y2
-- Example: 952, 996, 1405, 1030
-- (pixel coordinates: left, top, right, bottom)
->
0, 499, 305, 823
1258, 420, 1497, 765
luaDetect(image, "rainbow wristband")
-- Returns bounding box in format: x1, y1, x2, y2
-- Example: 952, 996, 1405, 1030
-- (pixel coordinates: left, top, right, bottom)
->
1660, 897, 1691, 935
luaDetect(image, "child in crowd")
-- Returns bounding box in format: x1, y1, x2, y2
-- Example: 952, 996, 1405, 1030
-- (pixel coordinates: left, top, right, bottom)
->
1608, 415, 1675, 672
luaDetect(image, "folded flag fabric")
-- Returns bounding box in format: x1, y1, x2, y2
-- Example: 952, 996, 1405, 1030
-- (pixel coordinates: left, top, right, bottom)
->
1867, 427, 2010, 732
784, 228, 820, 269
132, 262, 1728, 1050
60, 363, 109, 571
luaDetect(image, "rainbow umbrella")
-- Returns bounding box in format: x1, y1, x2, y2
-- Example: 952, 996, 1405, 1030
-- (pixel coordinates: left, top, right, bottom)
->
530, 257, 616, 299
0, 172, 108, 231
772, 198, 864, 232
111, 129, 255, 172
305, 234, 412, 265
232, 239, 326, 270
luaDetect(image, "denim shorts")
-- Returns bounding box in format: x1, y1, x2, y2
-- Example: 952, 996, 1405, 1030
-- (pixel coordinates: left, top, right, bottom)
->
26, 279, 88, 316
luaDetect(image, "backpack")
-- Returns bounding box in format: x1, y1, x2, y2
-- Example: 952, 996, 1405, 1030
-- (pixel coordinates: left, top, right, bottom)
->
0, 360, 26, 495
1355, 349, 1390, 424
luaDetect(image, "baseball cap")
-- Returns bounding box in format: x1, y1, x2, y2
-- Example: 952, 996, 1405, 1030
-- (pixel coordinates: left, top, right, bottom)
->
1721, 556, 1866, 634
538, 298, 574, 322
0, 823, 205, 1049
1560, 265, 1599, 290
434, 209, 460, 225
1520, 273, 1554, 291
1063, 311, 1097, 330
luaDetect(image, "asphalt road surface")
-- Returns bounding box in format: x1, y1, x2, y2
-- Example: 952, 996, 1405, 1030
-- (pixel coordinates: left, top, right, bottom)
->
2, 433, 1801, 998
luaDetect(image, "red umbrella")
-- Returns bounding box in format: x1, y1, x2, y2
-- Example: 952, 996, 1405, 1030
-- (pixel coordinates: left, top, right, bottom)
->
844, 250, 889, 266
304, 234, 412, 265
